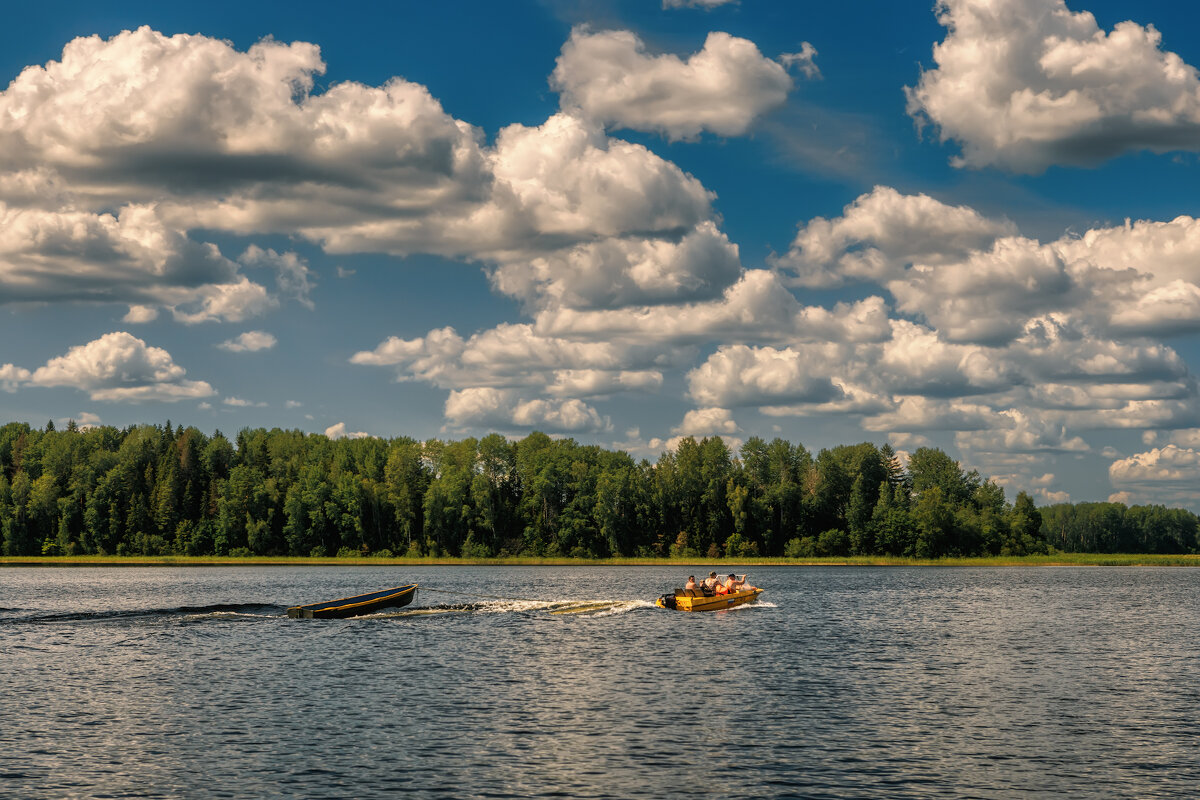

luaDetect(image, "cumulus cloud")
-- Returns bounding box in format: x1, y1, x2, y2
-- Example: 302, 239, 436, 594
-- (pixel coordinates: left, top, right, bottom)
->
686, 344, 846, 407
536, 270, 891, 346
673, 407, 740, 436
350, 323, 668, 397
0, 202, 272, 321
0, 27, 488, 230
29, 332, 214, 402
862, 397, 997, 433
777, 188, 1200, 345
906, 0, 1200, 171
123, 305, 159, 323
774, 185, 1016, 288
488, 221, 741, 311
1109, 445, 1200, 505
954, 409, 1090, 453
444, 388, 611, 433
218, 331, 278, 353
325, 422, 370, 440
0, 29, 731, 323
552, 28, 795, 140
0, 364, 31, 392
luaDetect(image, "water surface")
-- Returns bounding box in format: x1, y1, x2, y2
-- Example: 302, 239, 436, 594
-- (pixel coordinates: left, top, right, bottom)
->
2, 566, 1198, 798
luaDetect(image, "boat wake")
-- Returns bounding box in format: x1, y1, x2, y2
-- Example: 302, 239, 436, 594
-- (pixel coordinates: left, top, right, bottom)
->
7, 603, 287, 624
361, 598, 653, 619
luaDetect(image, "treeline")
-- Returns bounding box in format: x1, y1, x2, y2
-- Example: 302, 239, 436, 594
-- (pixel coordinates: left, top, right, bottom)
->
0, 420, 1195, 558
1039, 502, 1200, 554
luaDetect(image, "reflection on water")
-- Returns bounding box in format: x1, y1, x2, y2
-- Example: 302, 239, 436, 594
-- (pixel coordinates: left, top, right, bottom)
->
2, 566, 1198, 799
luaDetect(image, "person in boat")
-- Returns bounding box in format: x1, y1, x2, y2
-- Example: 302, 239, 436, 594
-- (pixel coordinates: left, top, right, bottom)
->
684, 576, 698, 595
727, 574, 757, 592
714, 577, 731, 596
701, 571, 720, 596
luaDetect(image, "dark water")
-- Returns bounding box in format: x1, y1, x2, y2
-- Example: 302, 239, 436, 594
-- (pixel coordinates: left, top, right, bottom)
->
2, 566, 1199, 799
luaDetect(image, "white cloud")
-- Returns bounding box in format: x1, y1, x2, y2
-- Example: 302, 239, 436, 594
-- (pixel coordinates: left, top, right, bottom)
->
876, 320, 1019, 396
673, 407, 740, 436
780, 42, 821, 80
536, 270, 891, 345
218, 331, 278, 353
1109, 445, 1200, 505
0, 202, 271, 320
906, 0, 1200, 171
488, 221, 741, 311
223, 396, 267, 408
774, 186, 1016, 288
325, 422, 370, 440
29, 332, 214, 402
241, 246, 315, 309
954, 409, 1090, 453
0, 364, 31, 392
123, 305, 159, 323
350, 323, 665, 397
863, 397, 997, 433
487, 113, 713, 243
552, 28, 794, 140
161, 277, 277, 325
285, 400, 303, 409
0, 27, 489, 235
444, 388, 611, 433
0, 29, 743, 326
687, 344, 846, 407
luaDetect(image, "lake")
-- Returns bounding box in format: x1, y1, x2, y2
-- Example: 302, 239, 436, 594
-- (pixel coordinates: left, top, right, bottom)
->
2, 566, 1198, 799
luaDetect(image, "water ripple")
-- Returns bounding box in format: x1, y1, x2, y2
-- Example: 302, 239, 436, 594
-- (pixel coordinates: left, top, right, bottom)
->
2, 565, 1199, 798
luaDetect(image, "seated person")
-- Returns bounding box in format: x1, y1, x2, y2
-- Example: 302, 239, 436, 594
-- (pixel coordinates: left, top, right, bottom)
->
701, 571, 720, 596
684, 575, 698, 596
729, 574, 757, 592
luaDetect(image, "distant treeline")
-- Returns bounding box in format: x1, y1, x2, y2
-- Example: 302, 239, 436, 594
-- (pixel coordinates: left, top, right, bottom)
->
1, 421, 1196, 558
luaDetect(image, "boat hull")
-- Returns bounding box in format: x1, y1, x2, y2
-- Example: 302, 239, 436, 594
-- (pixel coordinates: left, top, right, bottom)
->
287, 584, 418, 619
656, 588, 763, 612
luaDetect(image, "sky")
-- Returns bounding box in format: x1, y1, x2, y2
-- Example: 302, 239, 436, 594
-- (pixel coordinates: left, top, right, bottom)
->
3, 0, 1200, 508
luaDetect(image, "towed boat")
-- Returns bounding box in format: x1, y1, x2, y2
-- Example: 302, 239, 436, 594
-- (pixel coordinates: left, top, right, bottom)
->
287, 583, 418, 619
656, 587, 763, 612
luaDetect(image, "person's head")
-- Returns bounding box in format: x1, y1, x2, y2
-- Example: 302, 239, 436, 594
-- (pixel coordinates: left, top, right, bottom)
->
687, 575, 695, 581
728, 574, 736, 580
710, 571, 717, 578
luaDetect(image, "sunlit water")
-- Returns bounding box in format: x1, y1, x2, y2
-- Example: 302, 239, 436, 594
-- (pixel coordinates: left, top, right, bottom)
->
2, 566, 1198, 799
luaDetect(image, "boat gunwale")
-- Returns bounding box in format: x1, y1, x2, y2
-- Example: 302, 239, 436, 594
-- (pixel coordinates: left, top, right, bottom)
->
661, 587, 763, 611
288, 583, 418, 615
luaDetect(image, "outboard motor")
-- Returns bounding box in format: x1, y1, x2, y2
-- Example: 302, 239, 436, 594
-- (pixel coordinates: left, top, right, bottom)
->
658, 592, 677, 610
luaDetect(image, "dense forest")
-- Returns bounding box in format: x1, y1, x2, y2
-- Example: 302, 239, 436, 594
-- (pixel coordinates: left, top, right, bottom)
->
1, 421, 1197, 558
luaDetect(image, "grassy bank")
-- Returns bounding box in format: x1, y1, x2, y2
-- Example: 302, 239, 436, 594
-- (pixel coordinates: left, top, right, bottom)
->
3, 553, 1200, 567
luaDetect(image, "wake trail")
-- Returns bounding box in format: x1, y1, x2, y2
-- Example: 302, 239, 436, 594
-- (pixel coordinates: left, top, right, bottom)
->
7, 603, 287, 624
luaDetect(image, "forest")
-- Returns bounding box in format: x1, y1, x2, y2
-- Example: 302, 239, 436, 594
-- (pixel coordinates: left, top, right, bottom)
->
1, 420, 1197, 558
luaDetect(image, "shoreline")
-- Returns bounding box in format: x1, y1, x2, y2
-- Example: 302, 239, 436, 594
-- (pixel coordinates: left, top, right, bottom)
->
3, 554, 1200, 567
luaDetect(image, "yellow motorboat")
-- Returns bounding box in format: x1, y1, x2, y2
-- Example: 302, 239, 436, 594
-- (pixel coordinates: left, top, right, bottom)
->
655, 587, 763, 612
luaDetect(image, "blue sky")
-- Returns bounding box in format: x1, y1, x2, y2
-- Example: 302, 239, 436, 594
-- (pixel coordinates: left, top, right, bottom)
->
4, 0, 1200, 507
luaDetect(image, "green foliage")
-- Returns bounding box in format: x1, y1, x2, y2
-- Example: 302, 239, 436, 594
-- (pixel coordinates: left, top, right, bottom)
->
1, 422, 1193, 559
